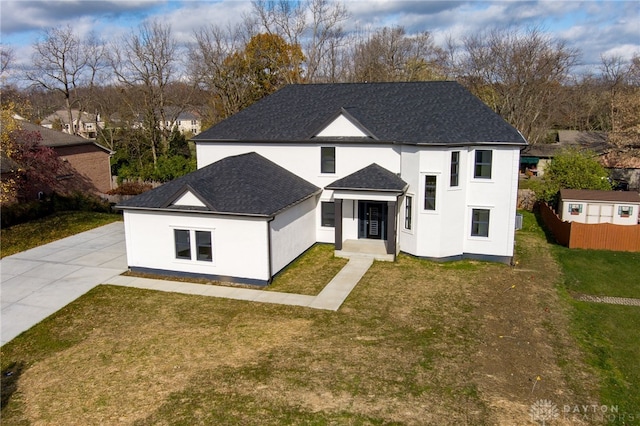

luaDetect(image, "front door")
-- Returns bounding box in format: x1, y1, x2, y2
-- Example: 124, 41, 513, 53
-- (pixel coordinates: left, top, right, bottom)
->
358, 201, 387, 240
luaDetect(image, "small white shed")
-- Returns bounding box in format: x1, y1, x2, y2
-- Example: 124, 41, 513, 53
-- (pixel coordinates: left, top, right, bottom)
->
559, 189, 640, 225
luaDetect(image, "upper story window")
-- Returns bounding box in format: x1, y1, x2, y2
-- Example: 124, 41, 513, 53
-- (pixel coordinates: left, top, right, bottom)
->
424, 175, 437, 210
450, 151, 460, 187
474, 150, 492, 179
321, 147, 335, 174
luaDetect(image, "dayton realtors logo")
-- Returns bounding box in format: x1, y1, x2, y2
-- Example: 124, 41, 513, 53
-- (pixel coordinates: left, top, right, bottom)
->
530, 399, 559, 425
530, 399, 633, 424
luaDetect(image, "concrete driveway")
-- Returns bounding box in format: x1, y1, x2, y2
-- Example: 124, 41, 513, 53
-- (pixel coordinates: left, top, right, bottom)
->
1, 222, 127, 346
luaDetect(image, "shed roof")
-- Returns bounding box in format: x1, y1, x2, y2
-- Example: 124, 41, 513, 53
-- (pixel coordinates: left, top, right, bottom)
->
560, 189, 640, 204
117, 152, 321, 217
194, 82, 527, 146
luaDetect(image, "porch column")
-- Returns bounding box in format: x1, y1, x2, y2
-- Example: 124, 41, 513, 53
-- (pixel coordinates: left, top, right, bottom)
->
386, 200, 396, 256
334, 199, 343, 250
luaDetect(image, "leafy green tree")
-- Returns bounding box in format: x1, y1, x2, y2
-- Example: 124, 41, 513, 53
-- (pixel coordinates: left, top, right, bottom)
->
533, 148, 612, 204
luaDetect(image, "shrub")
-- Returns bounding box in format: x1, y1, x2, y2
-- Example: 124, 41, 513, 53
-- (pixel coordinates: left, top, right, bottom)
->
107, 182, 153, 196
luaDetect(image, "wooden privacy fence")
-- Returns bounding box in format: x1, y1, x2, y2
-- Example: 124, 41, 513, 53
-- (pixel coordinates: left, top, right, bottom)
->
539, 202, 640, 252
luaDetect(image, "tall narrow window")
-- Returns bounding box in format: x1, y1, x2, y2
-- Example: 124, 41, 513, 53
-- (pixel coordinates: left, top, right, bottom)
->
404, 195, 413, 230
174, 229, 191, 259
471, 209, 490, 237
450, 151, 460, 186
321, 147, 335, 173
424, 176, 437, 210
474, 150, 492, 179
195, 231, 213, 261
321, 202, 335, 227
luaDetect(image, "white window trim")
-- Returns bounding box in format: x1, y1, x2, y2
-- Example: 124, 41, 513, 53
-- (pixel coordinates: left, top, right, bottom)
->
402, 193, 415, 234
420, 172, 440, 214
320, 146, 337, 176
467, 206, 493, 241
170, 225, 216, 265
471, 149, 494, 183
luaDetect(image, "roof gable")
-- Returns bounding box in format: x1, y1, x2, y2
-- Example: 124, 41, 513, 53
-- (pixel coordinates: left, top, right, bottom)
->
326, 164, 407, 192
194, 82, 527, 146
118, 152, 321, 216
313, 109, 373, 139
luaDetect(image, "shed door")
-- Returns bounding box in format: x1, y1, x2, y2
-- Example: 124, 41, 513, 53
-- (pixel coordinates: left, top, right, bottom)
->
586, 204, 600, 224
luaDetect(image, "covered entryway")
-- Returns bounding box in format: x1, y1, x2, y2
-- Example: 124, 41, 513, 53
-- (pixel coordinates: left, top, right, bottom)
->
325, 164, 407, 260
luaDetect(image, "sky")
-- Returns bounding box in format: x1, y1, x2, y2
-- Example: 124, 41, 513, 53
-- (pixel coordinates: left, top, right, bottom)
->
1, 0, 639, 80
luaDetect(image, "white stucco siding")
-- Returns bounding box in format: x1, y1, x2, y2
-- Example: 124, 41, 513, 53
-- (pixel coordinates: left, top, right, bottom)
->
270, 197, 317, 274
195, 142, 400, 189
315, 114, 368, 137
463, 147, 519, 257
123, 210, 270, 282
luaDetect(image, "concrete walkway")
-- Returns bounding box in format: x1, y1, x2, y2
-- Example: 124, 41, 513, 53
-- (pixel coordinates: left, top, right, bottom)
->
105, 255, 372, 312
1, 222, 374, 346
574, 293, 640, 306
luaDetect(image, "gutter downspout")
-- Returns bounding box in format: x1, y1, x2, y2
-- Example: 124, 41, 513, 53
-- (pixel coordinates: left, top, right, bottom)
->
266, 217, 275, 284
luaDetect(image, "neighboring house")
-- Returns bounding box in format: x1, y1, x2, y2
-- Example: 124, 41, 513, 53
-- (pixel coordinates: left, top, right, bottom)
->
19, 121, 114, 194
160, 108, 202, 135
118, 82, 527, 285
520, 130, 608, 176
559, 189, 640, 225
41, 109, 105, 139
601, 151, 640, 191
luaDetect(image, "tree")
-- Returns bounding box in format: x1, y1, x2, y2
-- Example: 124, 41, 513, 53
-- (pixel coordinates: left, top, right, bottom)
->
460, 27, 579, 145
533, 148, 612, 204
351, 26, 446, 82
25, 25, 105, 136
110, 20, 183, 166
601, 54, 640, 154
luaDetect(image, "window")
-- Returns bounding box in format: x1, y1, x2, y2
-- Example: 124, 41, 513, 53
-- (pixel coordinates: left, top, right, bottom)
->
321, 202, 335, 227
471, 209, 490, 237
619, 206, 633, 217
174, 229, 191, 259
424, 175, 437, 210
196, 231, 213, 261
175, 229, 213, 262
474, 150, 492, 179
321, 147, 335, 173
450, 151, 460, 186
404, 196, 413, 230
569, 204, 582, 215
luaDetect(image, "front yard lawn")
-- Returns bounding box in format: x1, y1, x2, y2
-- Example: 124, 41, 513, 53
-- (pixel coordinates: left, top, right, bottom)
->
0, 211, 121, 258
1, 211, 600, 424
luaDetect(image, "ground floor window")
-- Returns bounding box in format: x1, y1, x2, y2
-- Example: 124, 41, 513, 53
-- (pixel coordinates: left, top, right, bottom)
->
196, 231, 213, 261
404, 195, 412, 230
174, 229, 213, 262
174, 229, 191, 259
618, 206, 633, 217
424, 175, 437, 210
321, 202, 335, 227
569, 203, 583, 215
471, 209, 490, 237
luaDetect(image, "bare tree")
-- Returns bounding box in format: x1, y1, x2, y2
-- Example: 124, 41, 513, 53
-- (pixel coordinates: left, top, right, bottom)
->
351, 26, 447, 83
601, 54, 640, 153
25, 25, 105, 136
304, 0, 349, 82
460, 27, 579, 144
110, 20, 180, 165
1, 45, 14, 76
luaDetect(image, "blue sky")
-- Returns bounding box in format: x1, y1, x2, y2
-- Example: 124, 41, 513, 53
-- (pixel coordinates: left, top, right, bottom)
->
1, 0, 639, 77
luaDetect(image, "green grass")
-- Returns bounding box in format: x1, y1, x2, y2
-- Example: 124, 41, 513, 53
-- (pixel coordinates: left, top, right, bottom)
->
0, 211, 121, 258
267, 244, 348, 295
549, 216, 640, 424
554, 247, 640, 298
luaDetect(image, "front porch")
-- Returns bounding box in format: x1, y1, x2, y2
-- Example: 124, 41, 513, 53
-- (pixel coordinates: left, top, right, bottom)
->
335, 239, 395, 262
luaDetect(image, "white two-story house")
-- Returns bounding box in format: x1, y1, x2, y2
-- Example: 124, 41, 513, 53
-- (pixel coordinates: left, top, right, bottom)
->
118, 82, 527, 285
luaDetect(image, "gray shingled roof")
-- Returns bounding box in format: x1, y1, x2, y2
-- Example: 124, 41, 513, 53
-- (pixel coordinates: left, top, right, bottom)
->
325, 164, 407, 192
117, 152, 321, 217
17, 120, 112, 151
193, 82, 527, 145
